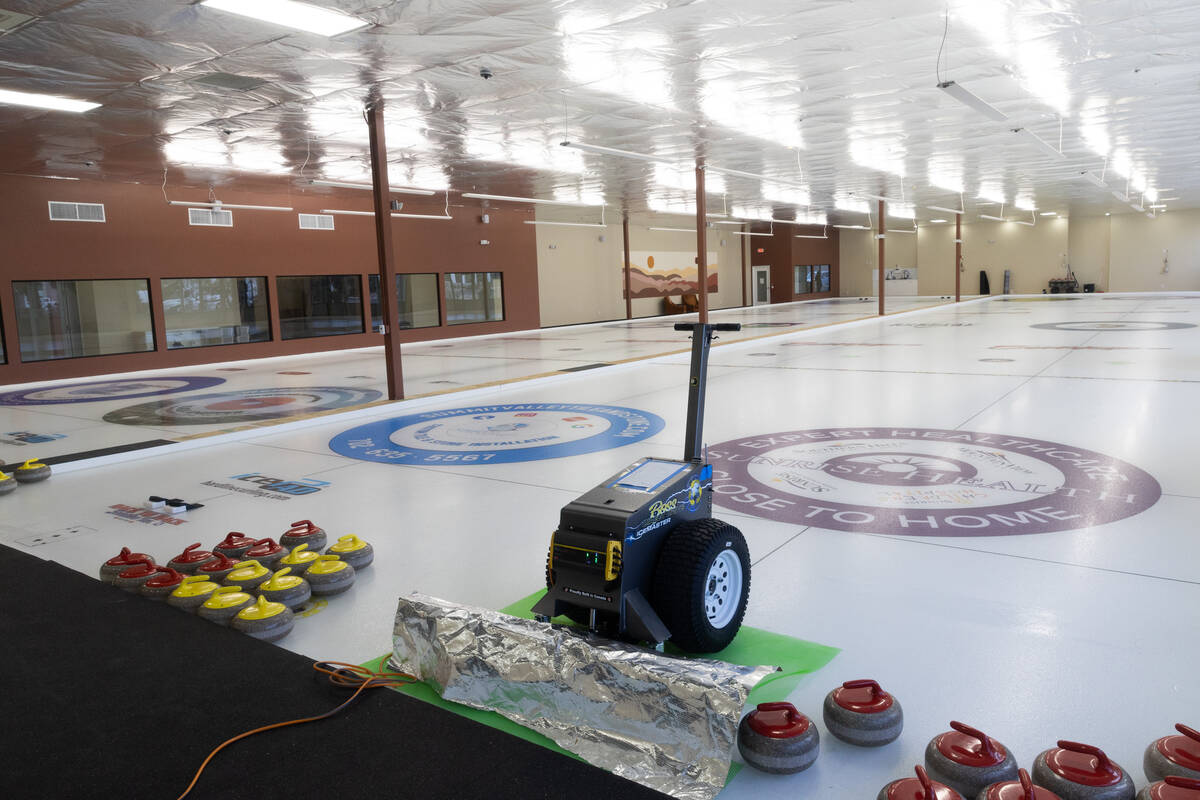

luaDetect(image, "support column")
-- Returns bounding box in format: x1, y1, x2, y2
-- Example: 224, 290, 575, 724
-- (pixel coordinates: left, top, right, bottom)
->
366, 95, 404, 401
695, 160, 709, 323
877, 200, 885, 316
740, 221, 748, 307
955, 213, 962, 303
623, 214, 632, 320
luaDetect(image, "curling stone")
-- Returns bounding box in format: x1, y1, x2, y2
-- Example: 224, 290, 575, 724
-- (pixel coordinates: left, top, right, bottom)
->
197, 585, 255, 625
280, 519, 326, 552
824, 679, 904, 747
1032, 741, 1135, 800
99, 547, 153, 584
243, 538, 285, 569
166, 542, 218, 574
926, 721, 1019, 798
257, 567, 311, 610
1145, 725, 1200, 783
325, 534, 373, 569
167, 575, 221, 613
139, 567, 186, 601
195, 553, 240, 584
213, 532, 257, 561
0, 471, 16, 495
879, 765, 963, 800
222, 560, 272, 592
978, 768, 1063, 800
112, 559, 159, 593
1137, 777, 1200, 800
737, 701, 820, 774
13, 458, 51, 483
305, 555, 356, 596
231, 595, 294, 643
279, 544, 319, 576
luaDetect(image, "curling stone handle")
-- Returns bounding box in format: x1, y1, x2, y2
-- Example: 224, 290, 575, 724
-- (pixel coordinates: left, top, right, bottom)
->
182, 542, 202, 554
289, 520, 315, 532
1018, 769, 1035, 800
1056, 741, 1118, 777
950, 720, 999, 760
1165, 776, 1200, 789
915, 765, 935, 800
1178, 724, 1200, 743
756, 701, 800, 721
843, 679, 883, 697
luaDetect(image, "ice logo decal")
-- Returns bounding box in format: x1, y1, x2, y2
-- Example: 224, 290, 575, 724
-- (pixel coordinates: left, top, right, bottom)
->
707, 427, 1161, 537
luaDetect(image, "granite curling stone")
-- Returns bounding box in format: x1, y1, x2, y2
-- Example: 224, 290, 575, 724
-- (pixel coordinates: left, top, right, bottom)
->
1137, 777, 1200, 800
879, 764, 963, 800
222, 560, 272, 592
99, 547, 153, 584
139, 567, 186, 601
13, 458, 51, 483
231, 595, 294, 643
738, 701, 820, 774
0, 470, 16, 495
280, 519, 326, 553
824, 679, 903, 747
166, 542, 218, 574
243, 538, 286, 569
325, 534, 373, 569
112, 559, 159, 593
926, 720, 1019, 798
213, 532, 257, 561
1145, 725, 1200, 784
195, 553, 240, 584
1032, 741, 1135, 800
279, 544, 319, 576
257, 567, 311, 610
197, 585, 255, 625
167, 575, 221, 613
977, 768, 1063, 800
305, 555, 355, 596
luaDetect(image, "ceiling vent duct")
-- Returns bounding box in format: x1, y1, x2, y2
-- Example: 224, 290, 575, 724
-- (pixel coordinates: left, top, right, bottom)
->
0, 9, 36, 35
48, 201, 105, 222
298, 213, 334, 230
188, 207, 233, 227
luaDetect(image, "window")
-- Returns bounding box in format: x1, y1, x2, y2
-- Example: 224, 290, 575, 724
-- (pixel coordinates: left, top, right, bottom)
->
814, 264, 831, 293
161, 277, 270, 349
443, 272, 503, 325
13, 279, 154, 361
793, 266, 811, 295
368, 273, 441, 330
0, 307, 6, 364
276, 274, 364, 339
793, 265, 831, 295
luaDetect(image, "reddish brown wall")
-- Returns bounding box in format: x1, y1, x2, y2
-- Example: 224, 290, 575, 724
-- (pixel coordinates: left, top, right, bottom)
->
0, 174, 539, 385
763, 225, 840, 303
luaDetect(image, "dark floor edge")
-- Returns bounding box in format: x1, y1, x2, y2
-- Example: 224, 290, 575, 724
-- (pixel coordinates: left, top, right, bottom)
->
1, 438, 176, 472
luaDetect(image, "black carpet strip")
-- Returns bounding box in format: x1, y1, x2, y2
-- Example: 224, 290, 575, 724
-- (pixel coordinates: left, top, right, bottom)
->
1, 438, 176, 472
0, 544, 668, 799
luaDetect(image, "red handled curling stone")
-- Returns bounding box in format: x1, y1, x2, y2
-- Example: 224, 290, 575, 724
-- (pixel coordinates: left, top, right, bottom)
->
1032, 741, 1134, 800
1137, 777, 1200, 800
257, 567, 311, 610
1145, 725, 1200, 783
166, 542, 218, 575
197, 586, 255, 625
112, 559, 158, 593
978, 768, 1063, 800
139, 567, 186, 601
280, 520, 326, 553
213, 532, 257, 561
99, 547, 153, 584
824, 679, 903, 746
879, 764, 963, 800
737, 702, 820, 774
305, 555, 355, 596
926, 721, 1019, 798
243, 538, 286, 569
195, 553, 240, 584
222, 560, 272, 592
166, 575, 221, 613
325, 534, 373, 569
231, 595, 294, 643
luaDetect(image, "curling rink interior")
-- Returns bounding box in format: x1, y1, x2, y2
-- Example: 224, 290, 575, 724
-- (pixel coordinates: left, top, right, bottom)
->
2, 292, 1197, 798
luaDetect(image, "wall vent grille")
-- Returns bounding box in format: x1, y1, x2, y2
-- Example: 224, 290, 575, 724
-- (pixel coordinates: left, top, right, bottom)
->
298, 213, 335, 230
188, 207, 233, 227
48, 201, 106, 222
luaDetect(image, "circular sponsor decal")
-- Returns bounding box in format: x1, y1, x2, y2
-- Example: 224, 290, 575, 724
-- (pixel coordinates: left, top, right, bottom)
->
0, 376, 225, 406
103, 387, 382, 426
1031, 320, 1196, 331
709, 427, 1160, 536
328, 403, 664, 465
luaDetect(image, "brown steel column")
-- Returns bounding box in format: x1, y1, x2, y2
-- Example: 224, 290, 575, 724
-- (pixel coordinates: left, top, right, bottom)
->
740, 222, 748, 307
695, 160, 709, 322
366, 96, 404, 400
877, 200, 885, 316
955, 214, 962, 303
623, 214, 632, 320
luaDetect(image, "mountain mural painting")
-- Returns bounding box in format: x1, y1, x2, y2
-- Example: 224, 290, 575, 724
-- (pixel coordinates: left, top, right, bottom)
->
626, 251, 718, 298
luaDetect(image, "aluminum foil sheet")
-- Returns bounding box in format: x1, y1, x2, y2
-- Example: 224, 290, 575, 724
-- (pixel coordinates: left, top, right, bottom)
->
390, 593, 777, 800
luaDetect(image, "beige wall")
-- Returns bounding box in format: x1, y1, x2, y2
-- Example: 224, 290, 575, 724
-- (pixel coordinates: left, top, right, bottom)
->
1067, 215, 1111, 291
838, 229, 877, 296
1109, 209, 1200, 291
961, 218, 1070, 294
915, 222, 958, 296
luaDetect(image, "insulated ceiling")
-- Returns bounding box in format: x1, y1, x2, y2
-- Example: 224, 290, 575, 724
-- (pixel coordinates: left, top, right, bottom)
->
0, 0, 1197, 224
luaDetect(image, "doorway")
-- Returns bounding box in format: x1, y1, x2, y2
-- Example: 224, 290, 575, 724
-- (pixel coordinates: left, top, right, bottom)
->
752, 266, 770, 305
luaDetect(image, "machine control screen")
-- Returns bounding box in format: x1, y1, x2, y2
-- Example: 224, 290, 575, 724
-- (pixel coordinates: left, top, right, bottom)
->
612, 459, 689, 492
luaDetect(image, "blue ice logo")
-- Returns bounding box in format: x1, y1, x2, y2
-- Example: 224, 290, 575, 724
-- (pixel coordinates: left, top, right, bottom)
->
230, 473, 331, 496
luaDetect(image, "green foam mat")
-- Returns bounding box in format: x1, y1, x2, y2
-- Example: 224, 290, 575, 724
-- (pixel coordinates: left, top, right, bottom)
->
363, 589, 840, 781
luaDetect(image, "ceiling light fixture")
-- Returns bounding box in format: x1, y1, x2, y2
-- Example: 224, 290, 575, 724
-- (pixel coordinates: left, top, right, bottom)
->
647, 226, 696, 233
1080, 171, 1108, 188
832, 224, 870, 230
1012, 127, 1066, 160
169, 200, 293, 212
731, 230, 774, 237
853, 191, 904, 203
524, 220, 607, 228
0, 88, 100, 113
929, 218, 949, 223
937, 80, 1008, 121
320, 208, 453, 220
560, 140, 675, 165
926, 205, 964, 215
885, 229, 916, 234
462, 192, 602, 207
309, 179, 435, 195
1039, 211, 1057, 216
200, 0, 369, 36
979, 214, 1008, 222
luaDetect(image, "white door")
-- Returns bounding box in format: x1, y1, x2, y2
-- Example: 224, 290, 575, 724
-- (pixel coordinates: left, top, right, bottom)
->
752, 266, 771, 305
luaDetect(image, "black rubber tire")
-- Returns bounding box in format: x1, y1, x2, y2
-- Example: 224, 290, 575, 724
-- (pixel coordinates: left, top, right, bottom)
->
653, 518, 751, 653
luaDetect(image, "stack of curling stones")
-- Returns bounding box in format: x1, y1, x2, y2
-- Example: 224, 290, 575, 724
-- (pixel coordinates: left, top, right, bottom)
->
1138, 777, 1200, 800
738, 702, 820, 774
925, 721, 1019, 798
1032, 741, 1135, 800
879, 765, 963, 800
824, 679, 904, 747
1145, 725, 1200, 784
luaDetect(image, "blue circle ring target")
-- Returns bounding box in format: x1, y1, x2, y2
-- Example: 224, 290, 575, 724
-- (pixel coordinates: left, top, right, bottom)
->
0, 376, 225, 406
328, 403, 665, 465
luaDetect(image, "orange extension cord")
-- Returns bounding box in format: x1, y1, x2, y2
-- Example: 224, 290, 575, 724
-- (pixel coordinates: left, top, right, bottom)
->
176, 661, 415, 800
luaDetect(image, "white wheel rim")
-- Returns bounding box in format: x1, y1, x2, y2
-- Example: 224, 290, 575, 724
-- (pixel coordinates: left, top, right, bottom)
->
704, 549, 743, 629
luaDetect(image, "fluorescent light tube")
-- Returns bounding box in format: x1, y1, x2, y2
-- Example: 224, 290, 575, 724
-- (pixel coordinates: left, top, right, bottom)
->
1129, 203, 1144, 213
1039, 211, 1057, 216
886, 229, 916, 234
309, 179, 435, 196
0, 88, 99, 113
938, 80, 1008, 121
929, 219, 948, 223
732, 231, 774, 237
464, 192, 601, 207
1013, 220, 1035, 227
523, 220, 607, 228
647, 227, 696, 233
201, 0, 369, 36
1080, 171, 1108, 188
713, 220, 745, 226
169, 200, 293, 212
833, 224, 870, 230
979, 214, 1008, 222
926, 205, 963, 215
1013, 127, 1066, 160
1148, 204, 1167, 209
1111, 189, 1129, 202
393, 213, 452, 220
560, 140, 674, 165
321, 208, 452, 220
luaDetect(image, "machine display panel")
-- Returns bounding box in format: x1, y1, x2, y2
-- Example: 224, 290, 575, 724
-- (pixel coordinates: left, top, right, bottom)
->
612, 459, 689, 492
